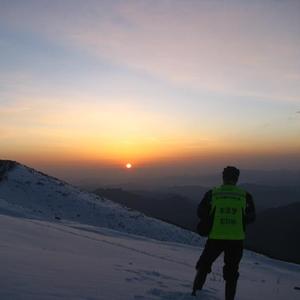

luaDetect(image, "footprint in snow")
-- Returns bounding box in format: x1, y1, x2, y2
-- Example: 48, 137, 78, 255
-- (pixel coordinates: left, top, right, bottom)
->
147, 288, 218, 300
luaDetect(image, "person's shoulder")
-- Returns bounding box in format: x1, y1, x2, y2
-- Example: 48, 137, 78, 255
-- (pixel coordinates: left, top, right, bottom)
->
236, 185, 251, 196
201, 189, 212, 201
243, 191, 254, 204
205, 189, 214, 196
245, 191, 253, 199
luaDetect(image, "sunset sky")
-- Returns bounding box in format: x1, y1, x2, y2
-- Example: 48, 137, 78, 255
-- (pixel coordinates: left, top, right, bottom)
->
1, 0, 300, 182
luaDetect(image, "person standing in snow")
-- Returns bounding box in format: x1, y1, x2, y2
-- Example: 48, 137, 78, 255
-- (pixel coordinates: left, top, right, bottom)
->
192, 166, 256, 300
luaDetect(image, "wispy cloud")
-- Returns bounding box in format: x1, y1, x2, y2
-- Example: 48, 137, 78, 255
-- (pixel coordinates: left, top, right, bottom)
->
1, 1, 300, 102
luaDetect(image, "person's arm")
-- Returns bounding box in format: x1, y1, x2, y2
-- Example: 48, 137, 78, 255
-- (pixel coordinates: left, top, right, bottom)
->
197, 190, 212, 220
245, 192, 256, 224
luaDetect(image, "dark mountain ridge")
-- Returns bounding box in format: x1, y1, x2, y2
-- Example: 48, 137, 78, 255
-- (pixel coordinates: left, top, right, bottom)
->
94, 186, 300, 264
246, 202, 300, 264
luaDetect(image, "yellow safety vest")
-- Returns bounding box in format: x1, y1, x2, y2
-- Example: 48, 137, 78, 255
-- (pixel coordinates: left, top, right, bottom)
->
208, 185, 246, 240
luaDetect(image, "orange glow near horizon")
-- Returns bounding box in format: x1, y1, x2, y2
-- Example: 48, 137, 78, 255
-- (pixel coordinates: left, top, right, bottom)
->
4, 134, 300, 171
1, 1, 300, 175
1, 93, 300, 171
1, 90, 300, 170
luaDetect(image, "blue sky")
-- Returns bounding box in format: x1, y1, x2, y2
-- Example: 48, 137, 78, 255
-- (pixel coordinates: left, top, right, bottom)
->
0, 0, 299, 178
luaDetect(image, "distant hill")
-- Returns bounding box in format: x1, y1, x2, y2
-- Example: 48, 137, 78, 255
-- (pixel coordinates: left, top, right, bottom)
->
79, 169, 300, 190
240, 184, 300, 212
94, 185, 300, 264
160, 184, 300, 213
94, 188, 198, 230
246, 202, 300, 264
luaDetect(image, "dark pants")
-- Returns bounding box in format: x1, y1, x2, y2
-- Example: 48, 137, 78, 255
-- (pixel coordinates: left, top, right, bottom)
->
192, 239, 243, 300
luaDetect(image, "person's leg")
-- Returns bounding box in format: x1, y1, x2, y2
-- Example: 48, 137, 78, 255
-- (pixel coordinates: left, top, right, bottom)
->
192, 240, 223, 295
223, 240, 243, 300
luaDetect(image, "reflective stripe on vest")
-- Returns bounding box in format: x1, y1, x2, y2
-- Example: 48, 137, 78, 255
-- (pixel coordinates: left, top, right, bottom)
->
208, 185, 246, 240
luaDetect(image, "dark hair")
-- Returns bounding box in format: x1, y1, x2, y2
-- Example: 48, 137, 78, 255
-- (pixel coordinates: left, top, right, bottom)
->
222, 166, 240, 183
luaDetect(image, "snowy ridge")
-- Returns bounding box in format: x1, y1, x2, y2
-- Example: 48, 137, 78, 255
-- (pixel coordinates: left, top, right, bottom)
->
1, 214, 300, 300
0, 161, 300, 299
0, 161, 201, 245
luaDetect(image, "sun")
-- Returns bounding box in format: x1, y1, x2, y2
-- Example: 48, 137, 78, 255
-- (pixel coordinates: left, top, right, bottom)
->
126, 163, 132, 169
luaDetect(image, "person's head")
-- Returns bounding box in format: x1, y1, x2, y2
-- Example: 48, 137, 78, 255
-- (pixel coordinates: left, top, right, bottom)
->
222, 166, 240, 185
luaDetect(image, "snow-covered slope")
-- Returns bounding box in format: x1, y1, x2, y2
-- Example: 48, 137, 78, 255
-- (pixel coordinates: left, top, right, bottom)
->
1, 214, 299, 300
1, 160, 300, 300
0, 160, 200, 245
